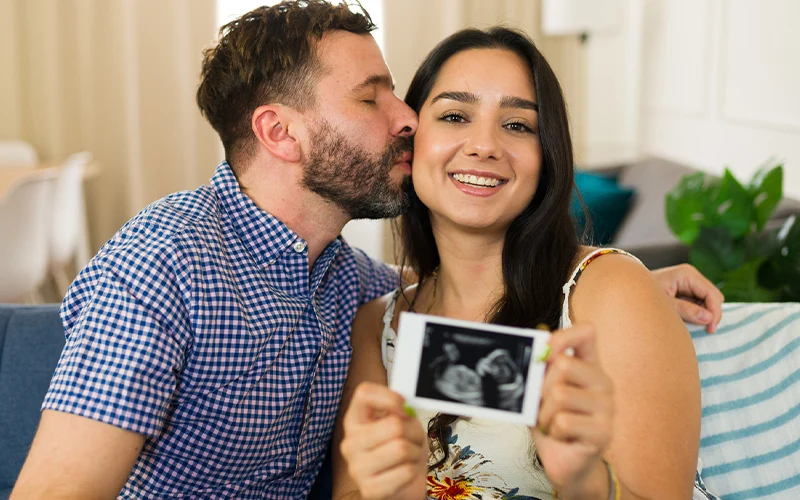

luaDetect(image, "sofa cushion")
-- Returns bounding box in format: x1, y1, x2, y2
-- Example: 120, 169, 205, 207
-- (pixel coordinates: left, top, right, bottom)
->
0, 304, 64, 495
690, 302, 800, 499
571, 170, 635, 245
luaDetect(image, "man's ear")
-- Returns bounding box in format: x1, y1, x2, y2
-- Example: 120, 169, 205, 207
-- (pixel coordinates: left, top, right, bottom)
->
251, 105, 303, 163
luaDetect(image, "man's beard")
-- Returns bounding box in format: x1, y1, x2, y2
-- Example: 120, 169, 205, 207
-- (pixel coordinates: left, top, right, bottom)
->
303, 119, 413, 220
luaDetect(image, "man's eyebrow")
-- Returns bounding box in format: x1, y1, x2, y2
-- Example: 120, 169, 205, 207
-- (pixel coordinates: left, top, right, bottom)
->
430, 91, 479, 105
353, 74, 395, 92
500, 96, 538, 112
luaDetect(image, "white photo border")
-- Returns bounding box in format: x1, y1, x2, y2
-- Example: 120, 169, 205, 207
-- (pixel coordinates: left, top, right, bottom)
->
390, 312, 551, 426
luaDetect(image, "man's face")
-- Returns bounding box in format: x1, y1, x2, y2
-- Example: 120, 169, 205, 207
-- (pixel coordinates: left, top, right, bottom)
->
301, 32, 418, 220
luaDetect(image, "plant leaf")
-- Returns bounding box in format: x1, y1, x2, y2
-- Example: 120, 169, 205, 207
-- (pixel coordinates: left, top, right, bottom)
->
749, 164, 783, 231
713, 169, 754, 238
666, 173, 711, 245
759, 216, 800, 300
689, 227, 745, 284
720, 259, 782, 302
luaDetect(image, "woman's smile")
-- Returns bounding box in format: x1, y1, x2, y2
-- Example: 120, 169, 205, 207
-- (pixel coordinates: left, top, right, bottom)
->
448, 169, 508, 197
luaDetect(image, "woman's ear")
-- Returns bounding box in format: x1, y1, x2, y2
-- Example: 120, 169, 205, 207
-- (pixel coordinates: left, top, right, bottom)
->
251, 105, 302, 163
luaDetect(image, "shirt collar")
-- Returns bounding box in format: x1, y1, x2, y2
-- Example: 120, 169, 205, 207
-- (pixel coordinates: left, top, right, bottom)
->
210, 161, 301, 267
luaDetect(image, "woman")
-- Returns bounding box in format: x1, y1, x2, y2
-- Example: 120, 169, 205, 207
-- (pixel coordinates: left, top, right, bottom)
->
332, 27, 713, 499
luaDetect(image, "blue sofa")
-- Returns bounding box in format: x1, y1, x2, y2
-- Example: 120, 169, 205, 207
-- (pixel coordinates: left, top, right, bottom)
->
0, 304, 64, 499
0, 304, 339, 499
2, 302, 799, 499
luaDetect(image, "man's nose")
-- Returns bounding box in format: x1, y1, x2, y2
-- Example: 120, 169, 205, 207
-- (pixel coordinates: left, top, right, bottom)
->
390, 97, 418, 137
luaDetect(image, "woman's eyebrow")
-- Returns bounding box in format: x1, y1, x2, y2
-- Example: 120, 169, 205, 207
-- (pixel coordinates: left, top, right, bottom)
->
431, 91, 538, 112
430, 91, 479, 105
500, 96, 538, 111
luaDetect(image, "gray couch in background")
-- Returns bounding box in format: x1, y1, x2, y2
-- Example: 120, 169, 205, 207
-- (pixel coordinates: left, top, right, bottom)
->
601, 157, 800, 269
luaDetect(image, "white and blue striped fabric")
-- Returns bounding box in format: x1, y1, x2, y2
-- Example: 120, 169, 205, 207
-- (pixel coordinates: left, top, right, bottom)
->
690, 302, 800, 499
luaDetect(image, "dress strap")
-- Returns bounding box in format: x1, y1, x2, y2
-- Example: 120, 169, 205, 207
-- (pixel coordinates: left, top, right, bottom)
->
560, 248, 642, 329
382, 289, 401, 327
380, 289, 402, 371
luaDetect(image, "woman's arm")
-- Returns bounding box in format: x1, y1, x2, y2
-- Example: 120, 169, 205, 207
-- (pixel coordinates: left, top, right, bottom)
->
571, 254, 701, 498
331, 297, 428, 500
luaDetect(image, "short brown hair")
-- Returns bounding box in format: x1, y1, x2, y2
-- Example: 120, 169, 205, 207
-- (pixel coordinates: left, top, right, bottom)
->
196, 0, 376, 168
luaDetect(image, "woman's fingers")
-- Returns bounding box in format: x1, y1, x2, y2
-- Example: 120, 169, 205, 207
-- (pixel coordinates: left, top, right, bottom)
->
342, 412, 426, 456
537, 387, 613, 438
541, 350, 611, 399
535, 323, 614, 450
548, 323, 599, 364
356, 461, 423, 500
344, 381, 407, 426
340, 381, 429, 499
538, 384, 605, 423
344, 422, 427, 475
533, 412, 610, 452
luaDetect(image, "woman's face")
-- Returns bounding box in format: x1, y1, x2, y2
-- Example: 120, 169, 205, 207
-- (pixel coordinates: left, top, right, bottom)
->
412, 48, 542, 233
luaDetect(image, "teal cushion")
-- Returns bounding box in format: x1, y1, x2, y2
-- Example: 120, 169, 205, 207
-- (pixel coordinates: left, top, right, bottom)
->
571, 170, 635, 245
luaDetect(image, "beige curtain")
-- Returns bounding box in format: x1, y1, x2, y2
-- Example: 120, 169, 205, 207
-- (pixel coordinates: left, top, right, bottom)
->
379, 0, 586, 261
0, 0, 220, 252
0, 0, 587, 263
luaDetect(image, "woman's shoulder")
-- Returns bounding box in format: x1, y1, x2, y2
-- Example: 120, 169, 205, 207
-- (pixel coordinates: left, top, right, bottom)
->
569, 247, 687, 337
577, 244, 647, 280
567, 246, 660, 312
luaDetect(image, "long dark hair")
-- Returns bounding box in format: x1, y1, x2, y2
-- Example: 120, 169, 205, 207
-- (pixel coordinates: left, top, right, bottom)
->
397, 26, 580, 468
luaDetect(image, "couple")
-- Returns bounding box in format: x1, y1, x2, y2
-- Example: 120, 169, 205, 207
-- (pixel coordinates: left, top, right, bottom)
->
11, 1, 722, 499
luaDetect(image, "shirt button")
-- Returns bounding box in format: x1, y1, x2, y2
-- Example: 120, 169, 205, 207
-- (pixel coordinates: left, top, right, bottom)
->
293, 241, 306, 253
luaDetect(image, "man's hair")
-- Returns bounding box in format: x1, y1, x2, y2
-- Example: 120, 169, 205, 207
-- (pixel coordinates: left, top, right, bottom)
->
196, 0, 376, 168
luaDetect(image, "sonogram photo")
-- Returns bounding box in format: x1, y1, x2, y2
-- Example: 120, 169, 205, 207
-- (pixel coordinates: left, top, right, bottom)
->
415, 322, 533, 413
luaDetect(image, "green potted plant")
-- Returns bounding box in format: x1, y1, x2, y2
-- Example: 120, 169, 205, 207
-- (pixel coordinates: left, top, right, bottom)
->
665, 164, 799, 302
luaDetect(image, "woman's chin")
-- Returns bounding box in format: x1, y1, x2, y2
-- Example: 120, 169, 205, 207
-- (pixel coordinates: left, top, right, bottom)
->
439, 213, 513, 234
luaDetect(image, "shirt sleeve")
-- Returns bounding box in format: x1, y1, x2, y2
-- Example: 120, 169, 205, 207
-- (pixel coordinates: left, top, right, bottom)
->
42, 254, 189, 437
351, 248, 400, 305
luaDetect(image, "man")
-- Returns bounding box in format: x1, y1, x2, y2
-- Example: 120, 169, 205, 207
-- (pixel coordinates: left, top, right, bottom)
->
11, 1, 722, 498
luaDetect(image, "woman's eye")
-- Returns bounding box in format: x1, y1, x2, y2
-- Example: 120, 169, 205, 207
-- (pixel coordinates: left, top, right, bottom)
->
363, 100, 376, 105
505, 122, 533, 133
441, 113, 467, 123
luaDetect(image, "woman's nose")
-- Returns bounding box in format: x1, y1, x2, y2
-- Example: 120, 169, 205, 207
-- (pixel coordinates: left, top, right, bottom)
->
463, 125, 503, 161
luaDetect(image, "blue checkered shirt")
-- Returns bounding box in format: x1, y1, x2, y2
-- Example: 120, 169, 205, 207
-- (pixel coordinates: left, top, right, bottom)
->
42, 162, 398, 498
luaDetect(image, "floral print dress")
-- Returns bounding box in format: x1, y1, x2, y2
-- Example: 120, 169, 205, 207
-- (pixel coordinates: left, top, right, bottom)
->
381, 248, 719, 500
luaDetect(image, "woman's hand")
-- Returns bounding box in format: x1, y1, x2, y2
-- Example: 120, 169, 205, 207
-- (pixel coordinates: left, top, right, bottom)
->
340, 382, 429, 500
532, 324, 615, 497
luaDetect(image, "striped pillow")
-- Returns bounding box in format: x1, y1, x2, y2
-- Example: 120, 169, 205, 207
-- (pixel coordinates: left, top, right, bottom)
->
690, 302, 800, 499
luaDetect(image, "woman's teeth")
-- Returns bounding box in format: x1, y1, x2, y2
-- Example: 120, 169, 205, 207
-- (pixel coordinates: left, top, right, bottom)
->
451, 173, 501, 187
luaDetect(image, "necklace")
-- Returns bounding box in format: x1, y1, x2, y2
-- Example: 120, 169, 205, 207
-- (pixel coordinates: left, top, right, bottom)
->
425, 269, 439, 314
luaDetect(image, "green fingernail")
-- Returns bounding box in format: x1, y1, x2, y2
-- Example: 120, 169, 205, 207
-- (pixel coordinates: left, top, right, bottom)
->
535, 344, 551, 362
403, 403, 417, 418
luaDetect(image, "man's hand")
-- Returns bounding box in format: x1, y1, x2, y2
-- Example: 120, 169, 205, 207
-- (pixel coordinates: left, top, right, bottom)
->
11, 410, 145, 500
651, 264, 724, 333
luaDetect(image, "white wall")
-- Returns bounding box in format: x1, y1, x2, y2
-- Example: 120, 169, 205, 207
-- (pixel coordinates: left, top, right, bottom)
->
579, 0, 643, 168
639, 0, 800, 199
